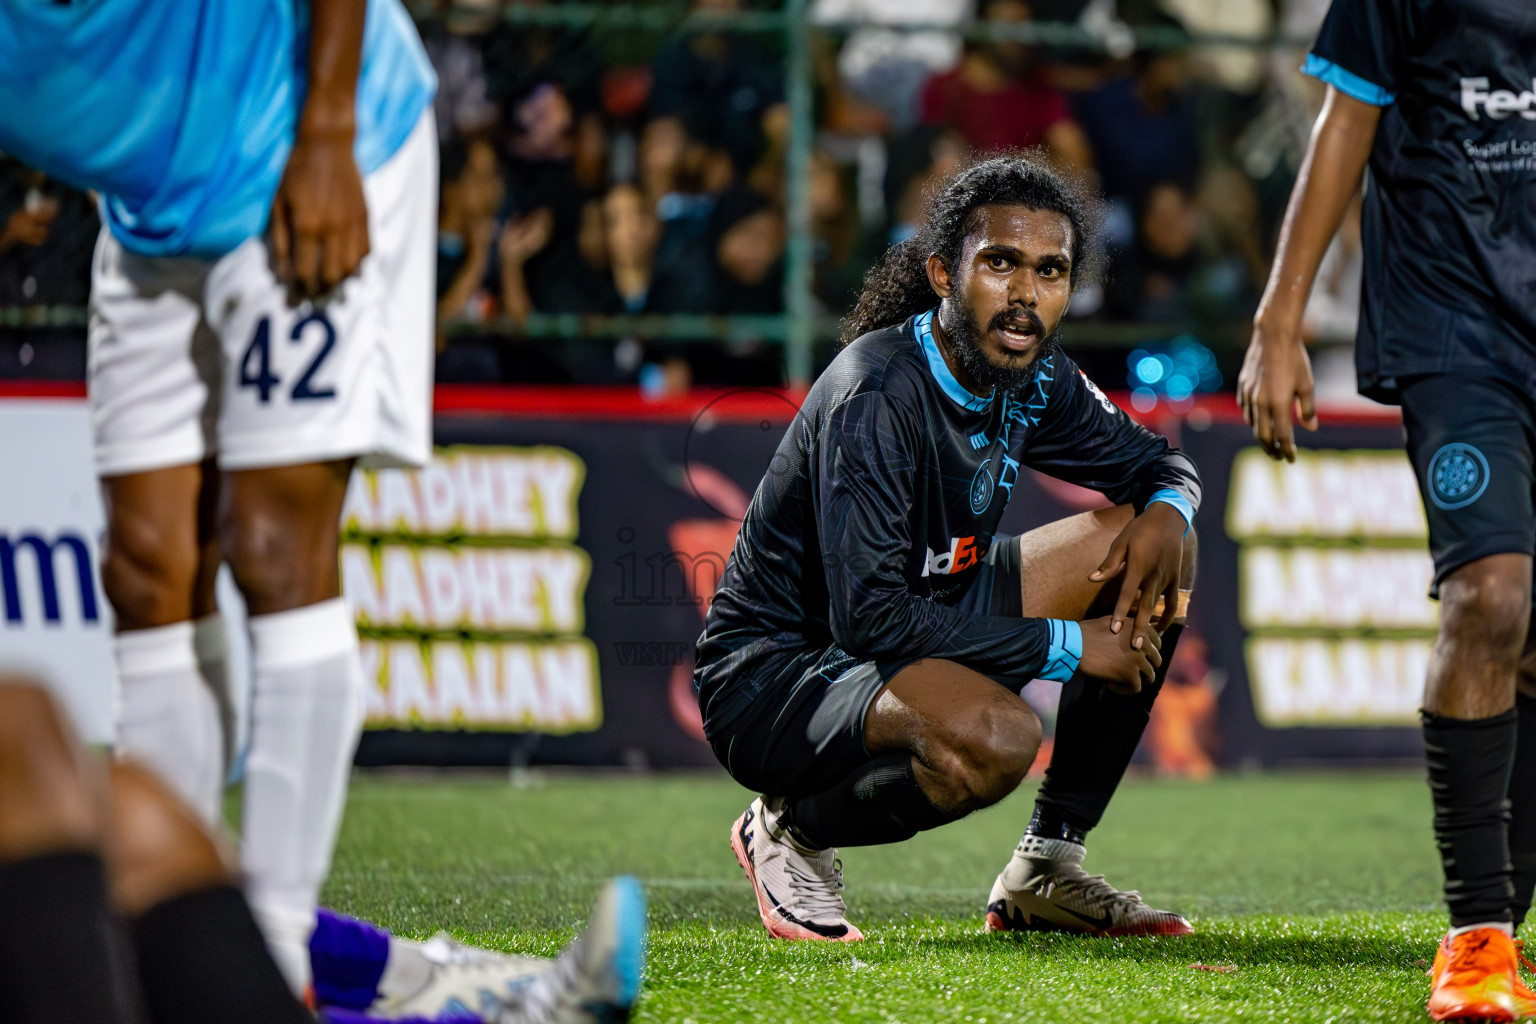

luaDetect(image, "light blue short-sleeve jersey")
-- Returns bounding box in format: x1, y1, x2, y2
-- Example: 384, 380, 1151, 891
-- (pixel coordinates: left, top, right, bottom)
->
0, 0, 435, 257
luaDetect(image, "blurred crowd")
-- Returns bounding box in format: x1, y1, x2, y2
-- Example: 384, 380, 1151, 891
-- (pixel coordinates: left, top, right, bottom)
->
0, 0, 1364, 392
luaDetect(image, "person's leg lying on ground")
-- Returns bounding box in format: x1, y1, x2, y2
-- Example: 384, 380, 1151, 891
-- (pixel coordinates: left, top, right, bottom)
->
105, 461, 229, 826
985, 505, 1199, 937
105, 760, 311, 1024
220, 458, 366, 992
0, 679, 134, 1024
733, 658, 1042, 942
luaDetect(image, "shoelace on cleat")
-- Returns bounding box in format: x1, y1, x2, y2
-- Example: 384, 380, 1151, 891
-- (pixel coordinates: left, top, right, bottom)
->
1440, 932, 1513, 988
783, 853, 850, 921
1033, 870, 1148, 918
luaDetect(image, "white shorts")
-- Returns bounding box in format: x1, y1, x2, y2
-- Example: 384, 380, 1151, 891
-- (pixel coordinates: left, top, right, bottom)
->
88, 111, 438, 477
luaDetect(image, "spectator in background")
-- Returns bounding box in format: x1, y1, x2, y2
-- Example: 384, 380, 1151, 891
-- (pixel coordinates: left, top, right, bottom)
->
1072, 39, 1200, 205
710, 187, 785, 316
0, 160, 96, 378
1106, 178, 1255, 325
641, 118, 731, 315
810, 150, 881, 315
501, 81, 604, 313
917, 0, 1093, 176
811, 0, 970, 133
648, 0, 785, 182
1106, 180, 1201, 323
420, 0, 500, 143
435, 137, 503, 329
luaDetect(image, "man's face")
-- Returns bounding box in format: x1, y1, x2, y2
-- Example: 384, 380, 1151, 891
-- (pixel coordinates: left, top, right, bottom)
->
930, 204, 1074, 391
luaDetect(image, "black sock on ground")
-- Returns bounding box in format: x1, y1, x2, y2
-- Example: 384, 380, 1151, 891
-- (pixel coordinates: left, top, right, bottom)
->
1423, 709, 1517, 928
132, 885, 311, 1024
1030, 623, 1183, 839
1507, 692, 1536, 927
0, 851, 139, 1024
783, 753, 950, 849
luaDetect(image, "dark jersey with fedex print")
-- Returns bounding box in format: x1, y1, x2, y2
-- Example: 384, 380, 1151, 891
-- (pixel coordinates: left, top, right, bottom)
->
693, 310, 1202, 734
1306, 0, 1536, 402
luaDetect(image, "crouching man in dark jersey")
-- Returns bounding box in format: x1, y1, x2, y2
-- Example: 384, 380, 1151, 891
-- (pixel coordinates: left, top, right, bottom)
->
695, 156, 1201, 942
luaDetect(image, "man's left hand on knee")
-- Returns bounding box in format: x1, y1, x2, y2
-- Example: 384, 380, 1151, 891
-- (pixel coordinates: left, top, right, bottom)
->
1088, 502, 1191, 644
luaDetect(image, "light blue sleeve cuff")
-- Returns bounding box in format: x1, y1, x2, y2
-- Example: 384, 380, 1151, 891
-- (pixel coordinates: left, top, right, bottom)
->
1301, 54, 1396, 106
1147, 488, 1195, 535
1039, 619, 1083, 683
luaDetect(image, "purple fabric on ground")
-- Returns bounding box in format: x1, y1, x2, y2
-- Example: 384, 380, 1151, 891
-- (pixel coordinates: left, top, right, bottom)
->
309, 907, 391, 1010
320, 1009, 481, 1024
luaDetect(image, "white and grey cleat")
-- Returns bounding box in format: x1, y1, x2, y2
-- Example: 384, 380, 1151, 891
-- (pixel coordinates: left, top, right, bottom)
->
729, 796, 863, 941
495, 876, 647, 1024
368, 933, 554, 1020
984, 834, 1193, 938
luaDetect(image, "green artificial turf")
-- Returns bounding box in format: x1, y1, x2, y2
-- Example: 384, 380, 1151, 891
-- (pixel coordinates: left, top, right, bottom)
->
323, 769, 1453, 1023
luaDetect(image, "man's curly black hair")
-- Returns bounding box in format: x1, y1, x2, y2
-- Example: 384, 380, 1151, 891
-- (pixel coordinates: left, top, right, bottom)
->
840, 153, 1103, 346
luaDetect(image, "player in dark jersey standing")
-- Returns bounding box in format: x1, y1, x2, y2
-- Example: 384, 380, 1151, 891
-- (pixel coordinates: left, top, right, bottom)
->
1241, 1, 1536, 1019
696, 156, 1202, 942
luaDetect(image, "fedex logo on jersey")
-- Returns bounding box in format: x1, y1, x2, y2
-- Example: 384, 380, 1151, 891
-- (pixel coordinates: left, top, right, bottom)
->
923, 535, 982, 576
1460, 77, 1536, 121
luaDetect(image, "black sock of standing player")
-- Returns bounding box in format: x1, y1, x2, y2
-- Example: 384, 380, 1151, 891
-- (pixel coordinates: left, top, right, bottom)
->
1028, 623, 1183, 843
782, 753, 949, 849
1423, 709, 1516, 928
131, 885, 311, 1024
1506, 692, 1536, 928
0, 851, 139, 1024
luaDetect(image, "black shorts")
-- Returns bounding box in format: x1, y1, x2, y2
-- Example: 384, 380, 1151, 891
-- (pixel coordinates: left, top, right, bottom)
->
707, 534, 1024, 798
1401, 375, 1536, 597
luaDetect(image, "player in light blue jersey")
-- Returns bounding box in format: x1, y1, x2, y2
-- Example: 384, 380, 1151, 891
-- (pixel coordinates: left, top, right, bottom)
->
0, 0, 440, 996
0, 4, 645, 1021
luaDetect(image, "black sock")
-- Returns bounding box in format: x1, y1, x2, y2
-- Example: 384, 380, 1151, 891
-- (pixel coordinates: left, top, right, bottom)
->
1423, 709, 1517, 928
783, 753, 950, 849
0, 851, 139, 1024
132, 885, 311, 1024
1508, 692, 1536, 927
1031, 623, 1182, 839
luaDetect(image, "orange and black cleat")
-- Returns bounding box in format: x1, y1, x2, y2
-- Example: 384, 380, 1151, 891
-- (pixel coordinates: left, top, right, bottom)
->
1427, 928, 1536, 1021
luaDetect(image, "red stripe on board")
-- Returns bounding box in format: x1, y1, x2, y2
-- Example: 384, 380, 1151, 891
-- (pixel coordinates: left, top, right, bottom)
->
0, 380, 87, 399
432, 384, 810, 422
0, 380, 1400, 427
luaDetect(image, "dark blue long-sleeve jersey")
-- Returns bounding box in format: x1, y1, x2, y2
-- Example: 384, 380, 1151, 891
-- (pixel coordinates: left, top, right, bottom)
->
694, 311, 1202, 734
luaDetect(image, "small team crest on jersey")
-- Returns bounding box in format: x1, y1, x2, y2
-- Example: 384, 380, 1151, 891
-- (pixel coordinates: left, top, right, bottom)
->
1428, 442, 1490, 510
970, 462, 995, 514
1079, 370, 1117, 415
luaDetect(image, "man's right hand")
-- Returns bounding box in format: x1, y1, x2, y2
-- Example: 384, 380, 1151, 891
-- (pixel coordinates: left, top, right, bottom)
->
1237, 318, 1318, 463
1077, 615, 1161, 694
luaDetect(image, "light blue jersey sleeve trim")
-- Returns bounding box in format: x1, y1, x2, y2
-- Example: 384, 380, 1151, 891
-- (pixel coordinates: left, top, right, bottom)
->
1147, 488, 1195, 535
1301, 54, 1395, 106
1039, 619, 1083, 683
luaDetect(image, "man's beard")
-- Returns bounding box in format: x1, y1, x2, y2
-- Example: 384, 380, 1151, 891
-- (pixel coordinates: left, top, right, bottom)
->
938, 301, 1057, 394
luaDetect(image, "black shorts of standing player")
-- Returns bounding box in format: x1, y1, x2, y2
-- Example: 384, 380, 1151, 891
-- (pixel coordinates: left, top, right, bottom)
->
1401, 375, 1536, 929
1401, 376, 1536, 599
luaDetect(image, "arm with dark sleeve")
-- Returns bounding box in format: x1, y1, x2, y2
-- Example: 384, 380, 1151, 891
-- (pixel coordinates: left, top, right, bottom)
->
1304, 0, 1410, 106
1022, 358, 1201, 527
813, 392, 1081, 681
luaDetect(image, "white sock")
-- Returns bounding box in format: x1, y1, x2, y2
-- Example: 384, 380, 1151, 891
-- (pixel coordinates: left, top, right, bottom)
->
376, 940, 434, 1002
1449, 921, 1515, 938
114, 621, 225, 824
193, 612, 237, 783
241, 597, 365, 993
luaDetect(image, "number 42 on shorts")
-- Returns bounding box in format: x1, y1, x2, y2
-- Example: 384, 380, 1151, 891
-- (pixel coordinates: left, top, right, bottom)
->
239, 312, 338, 403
